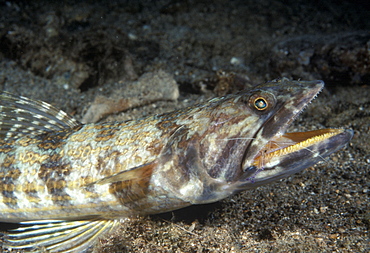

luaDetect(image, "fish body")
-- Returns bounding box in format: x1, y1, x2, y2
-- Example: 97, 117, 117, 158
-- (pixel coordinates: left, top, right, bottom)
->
0, 78, 353, 252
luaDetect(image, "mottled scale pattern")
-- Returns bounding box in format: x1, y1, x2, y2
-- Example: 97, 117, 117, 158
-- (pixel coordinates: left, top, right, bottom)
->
0, 118, 179, 221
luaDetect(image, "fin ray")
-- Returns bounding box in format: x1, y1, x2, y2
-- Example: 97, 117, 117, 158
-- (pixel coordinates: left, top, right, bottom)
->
4, 219, 118, 252
0, 92, 81, 141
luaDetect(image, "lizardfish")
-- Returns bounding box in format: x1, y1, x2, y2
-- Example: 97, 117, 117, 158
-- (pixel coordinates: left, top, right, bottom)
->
0, 78, 353, 252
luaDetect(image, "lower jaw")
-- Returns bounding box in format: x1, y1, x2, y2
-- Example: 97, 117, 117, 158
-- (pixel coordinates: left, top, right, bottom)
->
252, 128, 347, 168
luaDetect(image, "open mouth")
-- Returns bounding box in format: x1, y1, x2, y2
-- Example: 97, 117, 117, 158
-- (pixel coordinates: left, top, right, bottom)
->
236, 79, 353, 190
252, 128, 346, 168
239, 125, 352, 190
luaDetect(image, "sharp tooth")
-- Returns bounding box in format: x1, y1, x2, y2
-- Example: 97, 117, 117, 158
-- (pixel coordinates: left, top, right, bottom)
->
254, 128, 344, 167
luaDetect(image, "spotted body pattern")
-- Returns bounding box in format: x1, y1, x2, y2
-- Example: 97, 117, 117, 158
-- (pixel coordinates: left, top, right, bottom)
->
0, 79, 352, 252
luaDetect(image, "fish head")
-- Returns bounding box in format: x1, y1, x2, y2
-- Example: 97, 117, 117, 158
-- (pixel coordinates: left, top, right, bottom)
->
191, 78, 353, 202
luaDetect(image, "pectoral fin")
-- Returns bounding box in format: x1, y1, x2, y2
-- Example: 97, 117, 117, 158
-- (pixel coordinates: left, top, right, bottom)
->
4, 219, 118, 252
88, 161, 156, 186
86, 162, 157, 206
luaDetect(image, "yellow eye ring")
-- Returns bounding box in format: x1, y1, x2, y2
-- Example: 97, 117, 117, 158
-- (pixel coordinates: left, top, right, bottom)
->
254, 97, 268, 110
248, 91, 275, 112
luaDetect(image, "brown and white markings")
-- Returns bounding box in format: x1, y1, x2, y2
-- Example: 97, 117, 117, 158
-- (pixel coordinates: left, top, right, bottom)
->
0, 78, 353, 252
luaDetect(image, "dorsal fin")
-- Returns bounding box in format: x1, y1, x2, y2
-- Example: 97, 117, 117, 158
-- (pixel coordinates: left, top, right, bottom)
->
0, 92, 81, 141
4, 219, 118, 252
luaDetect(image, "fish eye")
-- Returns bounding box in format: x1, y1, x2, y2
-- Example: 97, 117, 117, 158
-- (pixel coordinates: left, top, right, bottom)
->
254, 98, 268, 110
248, 91, 275, 112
